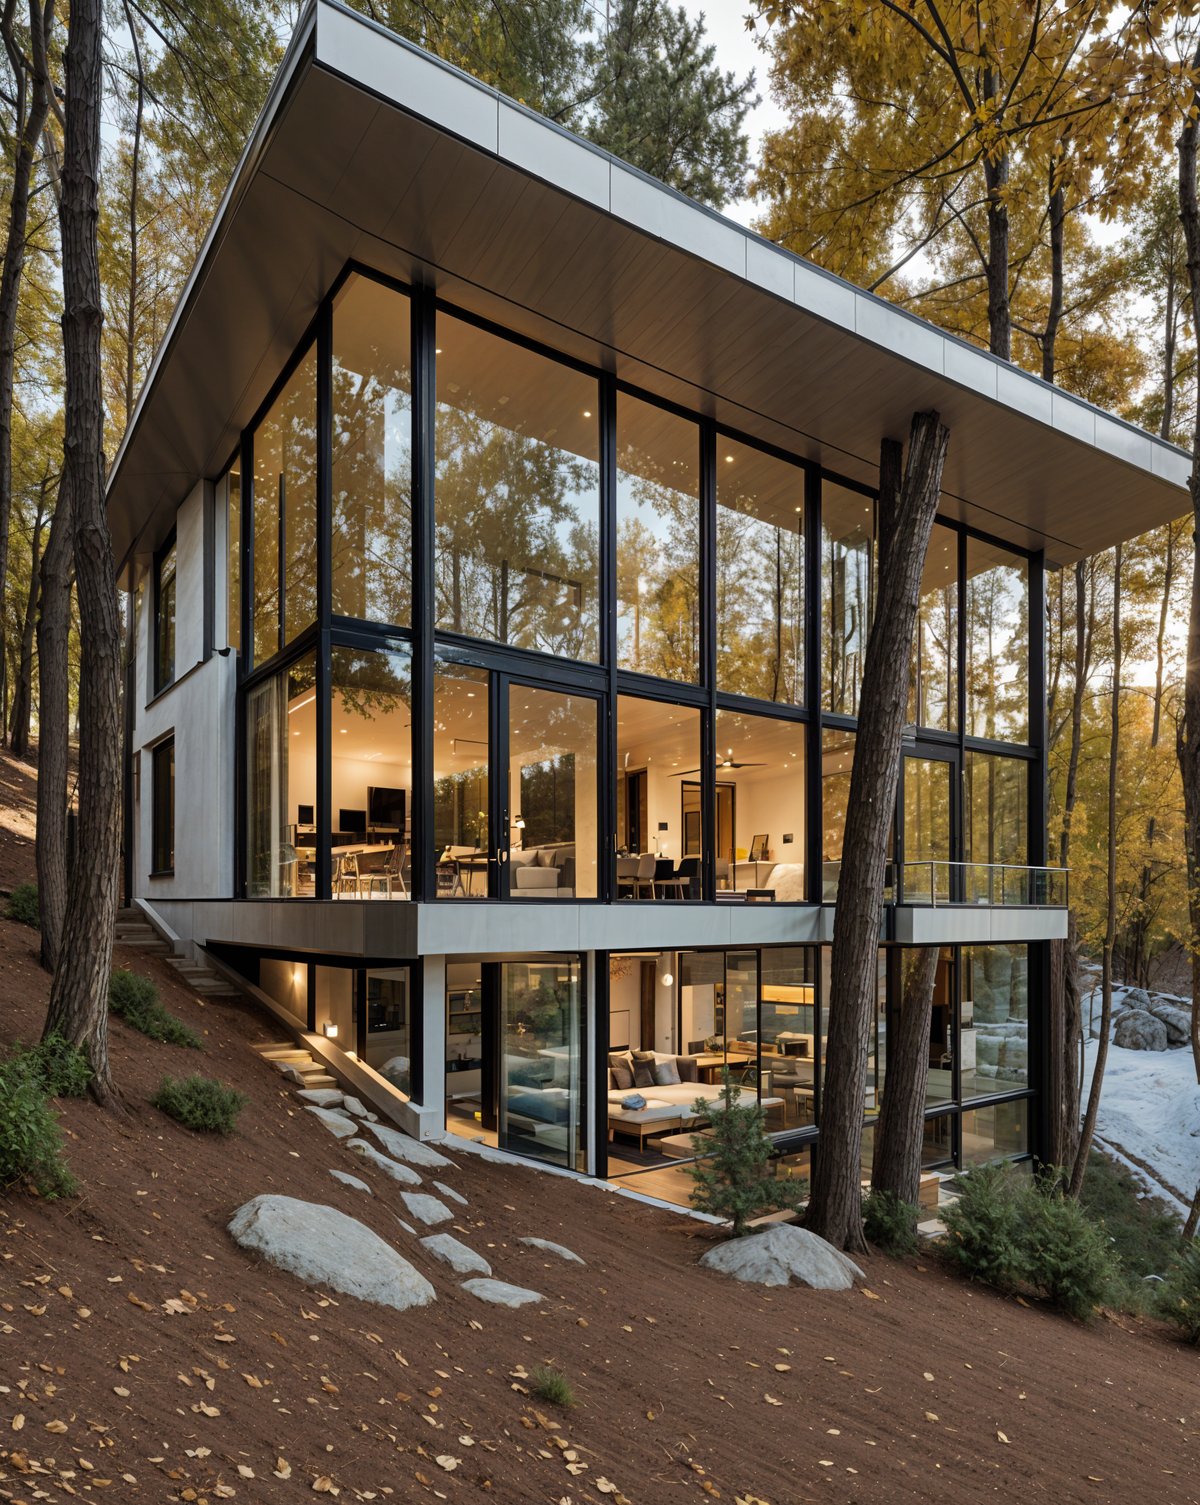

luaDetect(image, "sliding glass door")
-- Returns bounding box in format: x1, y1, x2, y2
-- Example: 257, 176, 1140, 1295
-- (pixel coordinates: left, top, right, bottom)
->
497, 956, 586, 1169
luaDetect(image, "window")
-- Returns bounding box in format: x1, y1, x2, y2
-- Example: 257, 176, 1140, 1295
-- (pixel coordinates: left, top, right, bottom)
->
509, 684, 598, 899
433, 660, 489, 895
717, 439, 804, 704
245, 654, 316, 897
153, 536, 177, 693
910, 521, 957, 731
151, 737, 175, 875
714, 708, 805, 898
822, 481, 874, 715
961, 1099, 1029, 1165
332, 275, 412, 626
964, 751, 1028, 902
252, 345, 317, 665
435, 315, 600, 660
616, 696, 702, 898
961, 943, 1028, 1099
225, 466, 241, 654
966, 537, 1029, 742
820, 728, 855, 898
616, 395, 700, 682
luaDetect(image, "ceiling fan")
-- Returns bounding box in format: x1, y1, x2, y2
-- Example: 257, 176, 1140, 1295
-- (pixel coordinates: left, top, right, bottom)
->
670, 754, 769, 776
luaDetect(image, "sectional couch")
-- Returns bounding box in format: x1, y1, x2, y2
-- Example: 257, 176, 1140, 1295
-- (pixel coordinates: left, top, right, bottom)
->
607, 1048, 784, 1146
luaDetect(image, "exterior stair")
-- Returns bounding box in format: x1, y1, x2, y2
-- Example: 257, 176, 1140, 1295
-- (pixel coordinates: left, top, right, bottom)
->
114, 906, 240, 999
252, 1041, 338, 1090
114, 907, 173, 954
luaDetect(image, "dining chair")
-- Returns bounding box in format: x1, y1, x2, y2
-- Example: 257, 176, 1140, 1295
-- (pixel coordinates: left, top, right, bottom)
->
364, 844, 406, 899
335, 851, 362, 898
633, 853, 657, 898
654, 857, 686, 900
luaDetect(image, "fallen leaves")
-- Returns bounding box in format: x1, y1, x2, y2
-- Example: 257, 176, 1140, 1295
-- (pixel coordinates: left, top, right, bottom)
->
273, 1458, 292, 1480
435, 1455, 460, 1471
997, 1431, 1011, 1445
11, 1413, 24, 1431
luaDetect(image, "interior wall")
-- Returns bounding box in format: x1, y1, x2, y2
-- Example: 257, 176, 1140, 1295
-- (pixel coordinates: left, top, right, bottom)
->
259, 956, 307, 1026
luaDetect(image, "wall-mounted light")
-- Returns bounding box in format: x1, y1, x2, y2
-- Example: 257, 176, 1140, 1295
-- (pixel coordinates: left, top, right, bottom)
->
661, 970, 675, 988
322, 1022, 338, 1039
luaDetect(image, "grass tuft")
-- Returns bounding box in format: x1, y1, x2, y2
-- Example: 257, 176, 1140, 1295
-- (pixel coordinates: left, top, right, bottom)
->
529, 1365, 575, 1408
4, 881, 38, 928
109, 969, 202, 1049
152, 1073, 246, 1135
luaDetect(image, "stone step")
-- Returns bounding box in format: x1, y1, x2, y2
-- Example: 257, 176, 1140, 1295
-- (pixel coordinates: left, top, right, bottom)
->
262, 1048, 313, 1063
305, 1074, 338, 1088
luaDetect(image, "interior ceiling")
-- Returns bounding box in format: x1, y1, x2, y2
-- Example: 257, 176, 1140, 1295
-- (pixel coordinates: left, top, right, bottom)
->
106, 40, 1191, 578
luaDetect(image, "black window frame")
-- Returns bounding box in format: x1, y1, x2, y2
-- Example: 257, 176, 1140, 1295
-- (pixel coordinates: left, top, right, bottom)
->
151, 734, 175, 878
152, 529, 178, 696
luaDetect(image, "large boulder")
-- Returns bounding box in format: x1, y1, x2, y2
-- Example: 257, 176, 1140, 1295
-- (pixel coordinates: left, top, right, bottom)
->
1149, 1003, 1193, 1048
228, 1195, 435, 1310
366, 1121, 456, 1170
421, 1233, 491, 1276
1113, 1010, 1169, 1052
1120, 988, 1153, 1013
699, 1224, 863, 1291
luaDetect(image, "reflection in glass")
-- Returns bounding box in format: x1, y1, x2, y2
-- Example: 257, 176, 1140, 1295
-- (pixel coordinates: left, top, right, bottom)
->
714, 708, 805, 898
821, 728, 855, 899
332, 275, 412, 626
433, 661, 489, 897
903, 756, 952, 903
911, 521, 957, 730
246, 653, 316, 897
961, 1099, 1029, 1165
435, 315, 600, 659
329, 644, 412, 901
966, 537, 1029, 742
616, 394, 700, 681
819, 944, 885, 1108
155, 541, 176, 692
615, 697, 701, 898
924, 946, 955, 1106
253, 345, 317, 662
365, 969, 412, 1094
226, 466, 240, 653
498, 957, 585, 1170
962, 943, 1028, 1099
717, 439, 803, 704
822, 482, 874, 715
508, 684, 598, 899
964, 751, 1028, 902
760, 948, 816, 1127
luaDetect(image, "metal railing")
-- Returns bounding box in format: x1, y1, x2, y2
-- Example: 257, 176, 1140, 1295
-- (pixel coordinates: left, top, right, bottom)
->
823, 860, 1069, 908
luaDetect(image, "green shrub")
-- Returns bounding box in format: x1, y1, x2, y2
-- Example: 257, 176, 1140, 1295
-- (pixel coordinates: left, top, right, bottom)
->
1024, 1186, 1117, 1320
1156, 1241, 1200, 1344
529, 1365, 575, 1407
5, 882, 38, 928
1079, 1151, 1182, 1312
109, 969, 202, 1049
27, 1033, 92, 1098
152, 1074, 245, 1134
686, 1074, 803, 1236
942, 1164, 1028, 1290
863, 1188, 920, 1256
0, 1056, 77, 1198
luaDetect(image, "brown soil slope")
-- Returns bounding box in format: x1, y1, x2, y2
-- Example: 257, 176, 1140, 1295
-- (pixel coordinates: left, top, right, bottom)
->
0, 754, 1197, 1505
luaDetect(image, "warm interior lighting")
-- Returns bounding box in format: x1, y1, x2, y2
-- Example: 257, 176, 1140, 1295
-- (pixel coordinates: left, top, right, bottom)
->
322, 1022, 338, 1039
661, 970, 674, 987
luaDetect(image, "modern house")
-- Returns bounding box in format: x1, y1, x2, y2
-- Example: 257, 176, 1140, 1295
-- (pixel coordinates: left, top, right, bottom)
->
107, 0, 1189, 1205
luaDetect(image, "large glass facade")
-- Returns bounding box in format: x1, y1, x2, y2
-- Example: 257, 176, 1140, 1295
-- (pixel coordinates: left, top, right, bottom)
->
616, 394, 700, 682
433, 661, 490, 897
508, 685, 598, 899
716, 439, 804, 704
962, 943, 1028, 1099
498, 957, 586, 1171
713, 708, 805, 898
964, 751, 1028, 902
245, 654, 316, 897
822, 482, 874, 716
966, 537, 1029, 742
436, 315, 600, 659
616, 696, 702, 898
332, 275, 412, 626
252, 345, 317, 664
911, 521, 958, 731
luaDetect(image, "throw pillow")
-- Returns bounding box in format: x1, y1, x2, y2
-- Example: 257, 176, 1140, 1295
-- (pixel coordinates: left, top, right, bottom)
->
677, 1056, 699, 1083
609, 1059, 635, 1091
632, 1050, 657, 1089
653, 1058, 681, 1086
621, 1093, 647, 1111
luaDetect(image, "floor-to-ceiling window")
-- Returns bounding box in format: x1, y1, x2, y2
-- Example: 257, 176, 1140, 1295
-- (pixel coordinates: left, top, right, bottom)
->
498, 957, 586, 1171
822, 481, 874, 717
246, 653, 316, 897
252, 345, 317, 664
965, 536, 1029, 743
508, 684, 598, 899
616, 696, 702, 898
432, 660, 490, 896
713, 708, 805, 897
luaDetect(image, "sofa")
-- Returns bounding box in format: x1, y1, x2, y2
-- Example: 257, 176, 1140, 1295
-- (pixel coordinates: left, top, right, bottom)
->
606, 1049, 784, 1145
511, 844, 575, 897
727, 861, 805, 900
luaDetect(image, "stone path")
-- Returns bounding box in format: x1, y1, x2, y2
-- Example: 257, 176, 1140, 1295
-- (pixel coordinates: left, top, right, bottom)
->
400, 1190, 455, 1227
461, 1277, 543, 1308
519, 1236, 583, 1264
421, 1233, 492, 1276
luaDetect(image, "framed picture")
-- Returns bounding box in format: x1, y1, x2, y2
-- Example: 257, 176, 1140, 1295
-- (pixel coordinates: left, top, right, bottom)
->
749, 833, 769, 861
683, 809, 701, 855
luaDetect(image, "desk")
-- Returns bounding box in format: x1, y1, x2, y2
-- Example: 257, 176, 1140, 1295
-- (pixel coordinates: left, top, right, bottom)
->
456, 855, 489, 895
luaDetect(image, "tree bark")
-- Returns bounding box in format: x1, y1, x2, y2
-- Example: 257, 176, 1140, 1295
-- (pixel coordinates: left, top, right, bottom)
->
1176, 46, 1200, 1086
0, 1, 55, 743
870, 946, 939, 1208
982, 68, 1010, 361
1184, 1182, 1200, 1243
806, 412, 949, 1252
34, 471, 71, 971
1041, 175, 1064, 383
41, 0, 120, 1107
1047, 911, 1082, 1171
8, 477, 46, 758
1070, 544, 1121, 1197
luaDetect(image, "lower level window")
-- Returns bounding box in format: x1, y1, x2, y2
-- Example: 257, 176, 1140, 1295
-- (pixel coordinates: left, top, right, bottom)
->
152, 737, 175, 875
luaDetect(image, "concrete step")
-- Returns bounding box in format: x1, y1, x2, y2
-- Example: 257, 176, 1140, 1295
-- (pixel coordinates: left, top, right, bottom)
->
305, 1074, 338, 1089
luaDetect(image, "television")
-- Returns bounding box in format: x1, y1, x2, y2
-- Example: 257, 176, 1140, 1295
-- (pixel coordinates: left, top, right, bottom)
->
338, 808, 367, 835
297, 804, 314, 826
368, 786, 406, 832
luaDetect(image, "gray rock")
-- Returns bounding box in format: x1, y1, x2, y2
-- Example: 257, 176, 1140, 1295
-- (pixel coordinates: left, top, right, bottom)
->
396, 1219, 416, 1235
345, 1139, 422, 1186
306, 1106, 359, 1139
1114, 1011, 1169, 1052
1149, 1004, 1193, 1048
519, 1236, 584, 1265
461, 1277, 543, 1308
433, 1181, 468, 1207
342, 1095, 370, 1117
276, 1063, 308, 1086
329, 1169, 371, 1195
228, 1195, 434, 1310
421, 1233, 491, 1276
297, 1088, 344, 1108
366, 1121, 456, 1170
699, 1225, 863, 1291
400, 1191, 454, 1227
1121, 988, 1153, 1012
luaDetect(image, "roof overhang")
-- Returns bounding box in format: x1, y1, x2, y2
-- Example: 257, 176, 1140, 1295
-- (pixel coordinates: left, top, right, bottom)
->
105, 0, 1192, 577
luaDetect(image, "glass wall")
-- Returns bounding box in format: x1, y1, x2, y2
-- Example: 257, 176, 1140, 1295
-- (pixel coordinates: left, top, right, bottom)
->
911, 521, 957, 731
716, 438, 804, 704
903, 755, 953, 903
432, 661, 490, 896
821, 728, 855, 899
819, 945, 886, 1108
332, 275, 412, 627
498, 956, 585, 1170
329, 644, 412, 900
435, 315, 600, 660
252, 345, 317, 664
822, 482, 874, 716
714, 708, 805, 897
364, 968, 412, 1093
616, 394, 700, 682
966, 537, 1029, 742
961, 1099, 1029, 1165
964, 751, 1028, 901
508, 685, 598, 898
245, 653, 316, 897
616, 696, 702, 898
225, 466, 240, 654
961, 943, 1028, 1099
760, 947, 816, 1127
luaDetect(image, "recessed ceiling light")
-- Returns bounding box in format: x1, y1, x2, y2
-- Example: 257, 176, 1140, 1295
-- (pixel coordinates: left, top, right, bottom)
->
724, 455, 734, 463
583, 409, 592, 418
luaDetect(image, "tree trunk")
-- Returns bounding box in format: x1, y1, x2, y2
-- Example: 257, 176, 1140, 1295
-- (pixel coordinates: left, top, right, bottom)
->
35, 472, 72, 972
9, 479, 47, 759
1184, 1182, 1200, 1243
1047, 911, 1082, 1170
1070, 544, 1121, 1197
1041, 175, 1064, 383
871, 946, 939, 1207
41, 0, 120, 1107
982, 69, 1010, 361
806, 412, 949, 1252
0, 1, 54, 744
1176, 49, 1200, 1086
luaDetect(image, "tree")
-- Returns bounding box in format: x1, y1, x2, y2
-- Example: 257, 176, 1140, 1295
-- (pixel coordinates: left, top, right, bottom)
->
870, 947, 939, 1211
41, 0, 120, 1106
807, 412, 949, 1252
686, 1074, 800, 1236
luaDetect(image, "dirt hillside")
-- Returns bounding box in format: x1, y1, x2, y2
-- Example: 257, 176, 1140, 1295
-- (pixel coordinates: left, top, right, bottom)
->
1, 753, 1197, 1505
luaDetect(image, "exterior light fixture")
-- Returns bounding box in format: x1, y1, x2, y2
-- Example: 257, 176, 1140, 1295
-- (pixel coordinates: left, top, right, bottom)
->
322, 1022, 338, 1039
